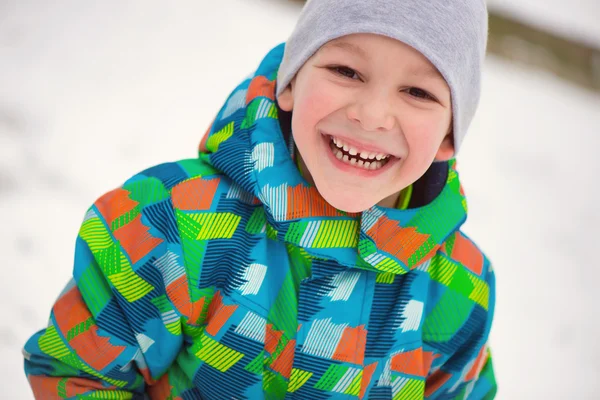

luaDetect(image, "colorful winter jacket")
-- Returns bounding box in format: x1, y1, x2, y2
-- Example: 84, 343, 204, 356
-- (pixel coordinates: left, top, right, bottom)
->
24, 44, 497, 399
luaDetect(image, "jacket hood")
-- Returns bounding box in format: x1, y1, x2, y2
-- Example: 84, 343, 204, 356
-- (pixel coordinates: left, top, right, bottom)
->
198, 44, 468, 276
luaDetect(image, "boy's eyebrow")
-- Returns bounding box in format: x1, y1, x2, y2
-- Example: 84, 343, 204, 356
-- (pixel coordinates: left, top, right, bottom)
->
323, 41, 445, 82
322, 41, 368, 59
408, 65, 446, 82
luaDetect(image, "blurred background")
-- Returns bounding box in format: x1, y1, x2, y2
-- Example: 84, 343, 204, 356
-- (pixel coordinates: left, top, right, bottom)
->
1, 0, 599, 398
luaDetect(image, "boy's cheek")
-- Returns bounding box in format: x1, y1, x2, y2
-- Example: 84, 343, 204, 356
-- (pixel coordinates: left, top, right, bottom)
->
404, 128, 444, 168
296, 90, 343, 125
403, 114, 449, 142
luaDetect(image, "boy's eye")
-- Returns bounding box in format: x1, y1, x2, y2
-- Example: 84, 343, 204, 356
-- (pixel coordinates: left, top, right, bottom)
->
406, 87, 436, 101
326, 67, 437, 102
330, 66, 360, 80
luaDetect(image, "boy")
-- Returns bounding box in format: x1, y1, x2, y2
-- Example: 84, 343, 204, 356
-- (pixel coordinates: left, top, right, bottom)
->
23, 0, 496, 398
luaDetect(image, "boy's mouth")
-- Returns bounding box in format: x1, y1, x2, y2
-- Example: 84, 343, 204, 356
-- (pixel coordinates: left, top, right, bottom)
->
328, 135, 393, 171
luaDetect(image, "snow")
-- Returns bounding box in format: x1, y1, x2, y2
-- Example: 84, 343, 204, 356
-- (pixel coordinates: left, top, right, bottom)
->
1, 1, 599, 399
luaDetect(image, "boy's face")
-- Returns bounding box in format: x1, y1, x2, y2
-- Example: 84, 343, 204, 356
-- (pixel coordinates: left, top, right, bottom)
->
278, 33, 454, 212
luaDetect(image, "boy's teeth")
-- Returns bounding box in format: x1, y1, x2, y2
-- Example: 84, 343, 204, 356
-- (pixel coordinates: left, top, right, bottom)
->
329, 135, 391, 171
331, 136, 389, 160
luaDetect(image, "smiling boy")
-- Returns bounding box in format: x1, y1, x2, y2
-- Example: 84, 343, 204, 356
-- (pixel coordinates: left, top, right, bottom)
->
278, 34, 455, 212
24, 1, 496, 399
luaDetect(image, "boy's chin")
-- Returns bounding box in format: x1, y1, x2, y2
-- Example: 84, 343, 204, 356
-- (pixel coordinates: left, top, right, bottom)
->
316, 184, 379, 213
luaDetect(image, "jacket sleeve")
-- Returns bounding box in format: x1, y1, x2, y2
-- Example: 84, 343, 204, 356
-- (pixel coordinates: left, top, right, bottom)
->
23, 174, 185, 399
424, 232, 498, 399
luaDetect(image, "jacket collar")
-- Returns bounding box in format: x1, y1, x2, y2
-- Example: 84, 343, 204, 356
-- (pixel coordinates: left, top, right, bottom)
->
199, 44, 467, 276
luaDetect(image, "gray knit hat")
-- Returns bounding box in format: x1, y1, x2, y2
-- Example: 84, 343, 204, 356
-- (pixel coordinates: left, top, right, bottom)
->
276, 0, 488, 154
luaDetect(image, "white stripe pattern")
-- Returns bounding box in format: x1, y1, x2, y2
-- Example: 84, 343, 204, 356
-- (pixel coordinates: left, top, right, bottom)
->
449, 362, 471, 393
226, 183, 255, 204
252, 142, 275, 172
364, 252, 386, 267
399, 300, 424, 332
415, 258, 432, 272
237, 263, 267, 295
299, 221, 321, 248
259, 184, 288, 221
135, 333, 155, 353
327, 271, 361, 301
162, 309, 180, 325
130, 348, 148, 371
234, 311, 267, 342
302, 318, 348, 359
119, 360, 132, 372
332, 367, 361, 393
256, 98, 274, 120
242, 153, 254, 179
222, 89, 248, 119
361, 208, 385, 232
378, 349, 407, 388
377, 357, 393, 387
392, 376, 410, 397
154, 251, 185, 287
449, 346, 485, 394
464, 380, 476, 398
83, 208, 97, 222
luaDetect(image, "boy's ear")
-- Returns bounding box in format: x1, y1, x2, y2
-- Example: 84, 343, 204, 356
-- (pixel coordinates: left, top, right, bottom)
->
277, 81, 294, 112
434, 132, 455, 161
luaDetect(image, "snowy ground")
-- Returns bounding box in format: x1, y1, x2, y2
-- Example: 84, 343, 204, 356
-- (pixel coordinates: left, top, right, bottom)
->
1, 1, 599, 399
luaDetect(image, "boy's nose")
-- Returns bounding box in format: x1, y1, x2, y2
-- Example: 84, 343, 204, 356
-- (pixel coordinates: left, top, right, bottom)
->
346, 89, 396, 132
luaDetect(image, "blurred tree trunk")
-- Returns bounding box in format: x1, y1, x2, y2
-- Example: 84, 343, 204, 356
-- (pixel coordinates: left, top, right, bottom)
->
488, 11, 600, 93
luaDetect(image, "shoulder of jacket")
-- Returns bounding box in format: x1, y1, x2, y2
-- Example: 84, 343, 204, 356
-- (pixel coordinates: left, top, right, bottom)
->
134, 158, 223, 191
426, 230, 495, 315
439, 230, 492, 279
422, 230, 495, 344
89, 158, 226, 229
